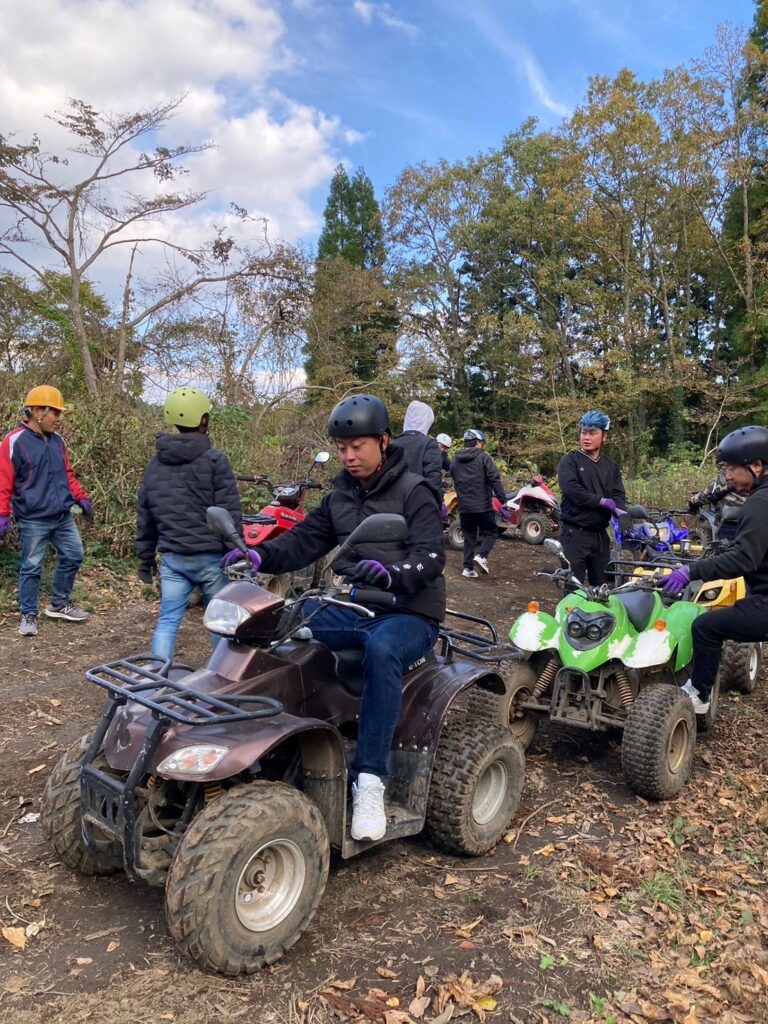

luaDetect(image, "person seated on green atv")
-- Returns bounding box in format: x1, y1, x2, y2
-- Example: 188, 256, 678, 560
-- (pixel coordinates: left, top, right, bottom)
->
221, 394, 446, 842
663, 425, 768, 714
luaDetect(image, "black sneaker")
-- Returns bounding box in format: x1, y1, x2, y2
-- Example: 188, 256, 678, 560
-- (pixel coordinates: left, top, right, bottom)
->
44, 602, 89, 623
19, 613, 38, 636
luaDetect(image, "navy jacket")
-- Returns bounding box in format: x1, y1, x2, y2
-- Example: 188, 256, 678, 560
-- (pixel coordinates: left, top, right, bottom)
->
0, 422, 89, 520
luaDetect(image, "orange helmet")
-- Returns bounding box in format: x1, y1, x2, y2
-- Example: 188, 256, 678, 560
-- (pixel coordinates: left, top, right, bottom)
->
24, 385, 66, 411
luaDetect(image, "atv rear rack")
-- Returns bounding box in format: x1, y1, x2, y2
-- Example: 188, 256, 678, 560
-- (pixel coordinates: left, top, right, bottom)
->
85, 655, 284, 725
439, 609, 521, 665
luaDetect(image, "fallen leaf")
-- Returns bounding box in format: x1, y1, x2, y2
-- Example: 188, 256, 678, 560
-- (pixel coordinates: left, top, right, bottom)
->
329, 977, 357, 991
74, 957, 93, 966
444, 874, 461, 885
459, 940, 476, 950
377, 967, 398, 979
385, 997, 400, 1007
49, 698, 62, 707
25, 921, 44, 938
409, 995, 431, 1018
106, 940, 120, 952
474, 996, 497, 1012
2, 927, 26, 950
534, 843, 557, 857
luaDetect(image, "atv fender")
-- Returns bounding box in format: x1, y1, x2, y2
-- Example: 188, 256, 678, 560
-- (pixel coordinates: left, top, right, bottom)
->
509, 611, 560, 652
663, 600, 705, 671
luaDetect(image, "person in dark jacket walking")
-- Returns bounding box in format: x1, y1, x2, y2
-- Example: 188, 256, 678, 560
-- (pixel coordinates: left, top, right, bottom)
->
390, 400, 443, 501
662, 425, 768, 714
136, 386, 242, 662
436, 433, 453, 473
222, 394, 444, 842
0, 385, 92, 636
450, 428, 509, 577
557, 410, 627, 586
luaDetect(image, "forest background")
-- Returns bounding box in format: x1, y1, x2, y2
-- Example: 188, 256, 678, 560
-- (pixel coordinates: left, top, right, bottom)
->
2, 5, 768, 566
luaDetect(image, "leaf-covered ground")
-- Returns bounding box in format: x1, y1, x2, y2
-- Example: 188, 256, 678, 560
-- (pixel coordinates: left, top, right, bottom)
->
0, 540, 765, 1023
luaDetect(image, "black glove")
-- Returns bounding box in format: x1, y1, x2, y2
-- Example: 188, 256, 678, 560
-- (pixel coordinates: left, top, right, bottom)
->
138, 562, 156, 585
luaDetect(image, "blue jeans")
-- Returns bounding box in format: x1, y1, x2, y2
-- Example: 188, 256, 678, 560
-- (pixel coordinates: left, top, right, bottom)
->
152, 552, 228, 662
303, 601, 439, 778
18, 514, 84, 615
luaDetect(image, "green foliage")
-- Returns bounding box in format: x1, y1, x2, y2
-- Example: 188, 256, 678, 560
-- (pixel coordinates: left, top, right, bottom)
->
317, 165, 386, 269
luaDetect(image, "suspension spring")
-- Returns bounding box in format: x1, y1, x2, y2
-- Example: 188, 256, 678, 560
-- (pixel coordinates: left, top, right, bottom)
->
615, 668, 634, 707
204, 781, 222, 804
533, 657, 558, 699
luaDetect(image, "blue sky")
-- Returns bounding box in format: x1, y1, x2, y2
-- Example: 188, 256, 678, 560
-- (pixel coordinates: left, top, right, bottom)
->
280, 0, 757, 205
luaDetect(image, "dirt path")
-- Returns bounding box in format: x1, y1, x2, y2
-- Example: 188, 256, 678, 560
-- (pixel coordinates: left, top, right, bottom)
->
0, 540, 766, 1024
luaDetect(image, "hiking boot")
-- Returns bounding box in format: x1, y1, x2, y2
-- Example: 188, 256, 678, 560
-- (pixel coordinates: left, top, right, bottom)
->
44, 602, 89, 623
462, 568, 479, 579
681, 679, 710, 715
473, 555, 490, 573
351, 773, 386, 841
19, 613, 38, 636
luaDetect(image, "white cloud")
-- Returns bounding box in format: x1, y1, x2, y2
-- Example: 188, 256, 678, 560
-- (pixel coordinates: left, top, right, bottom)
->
352, 0, 418, 38
0, 0, 352, 294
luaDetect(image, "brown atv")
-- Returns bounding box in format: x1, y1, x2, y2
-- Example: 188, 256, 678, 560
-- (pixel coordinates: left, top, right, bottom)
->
41, 511, 525, 976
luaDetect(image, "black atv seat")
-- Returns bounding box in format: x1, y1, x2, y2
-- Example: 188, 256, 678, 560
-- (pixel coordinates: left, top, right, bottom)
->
243, 513, 278, 526
333, 646, 437, 696
614, 590, 656, 632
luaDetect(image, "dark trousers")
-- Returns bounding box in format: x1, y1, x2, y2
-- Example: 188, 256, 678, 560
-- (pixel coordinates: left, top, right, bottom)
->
561, 525, 610, 585
692, 596, 768, 699
460, 510, 499, 569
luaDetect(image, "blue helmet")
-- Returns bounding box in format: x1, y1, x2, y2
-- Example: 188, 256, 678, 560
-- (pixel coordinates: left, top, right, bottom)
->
463, 428, 485, 443
579, 410, 610, 431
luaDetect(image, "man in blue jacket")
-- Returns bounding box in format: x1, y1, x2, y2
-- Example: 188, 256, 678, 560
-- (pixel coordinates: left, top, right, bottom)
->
0, 385, 92, 636
136, 386, 242, 662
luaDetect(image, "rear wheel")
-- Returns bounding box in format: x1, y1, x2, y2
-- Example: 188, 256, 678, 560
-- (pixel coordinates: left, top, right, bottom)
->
425, 717, 525, 856
41, 734, 123, 875
447, 519, 464, 551
520, 513, 547, 545
719, 641, 762, 695
621, 684, 696, 800
165, 782, 329, 975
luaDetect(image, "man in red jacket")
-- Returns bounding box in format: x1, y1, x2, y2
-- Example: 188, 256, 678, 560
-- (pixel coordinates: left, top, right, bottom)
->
0, 386, 92, 636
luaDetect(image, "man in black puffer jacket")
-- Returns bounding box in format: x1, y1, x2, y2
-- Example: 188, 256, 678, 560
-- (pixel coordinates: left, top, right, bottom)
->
222, 394, 444, 843
136, 386, 242, 661
450, 428, 508, 577
390, 399, 443, 502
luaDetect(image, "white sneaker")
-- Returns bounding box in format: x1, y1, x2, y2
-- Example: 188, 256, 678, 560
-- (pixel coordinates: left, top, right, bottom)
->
473, 555, 490, 574
351, 773, 386, 841
681, 679, 710, 715
462, 568, 479, 578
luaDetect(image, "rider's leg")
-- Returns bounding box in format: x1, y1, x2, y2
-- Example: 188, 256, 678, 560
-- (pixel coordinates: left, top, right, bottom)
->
585, 531, 610, 586
690, 595, 768, 701
460, 513, 479, 571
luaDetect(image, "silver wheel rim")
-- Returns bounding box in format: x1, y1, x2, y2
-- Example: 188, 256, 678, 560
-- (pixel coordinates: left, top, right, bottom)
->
235, 839, 306, 932
749, 645, 760, 679
472, 761, 507, 825
526, 520, 542, 538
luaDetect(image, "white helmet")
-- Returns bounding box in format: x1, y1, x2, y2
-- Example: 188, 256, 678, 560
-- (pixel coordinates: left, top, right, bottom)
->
436, 433, 452, 447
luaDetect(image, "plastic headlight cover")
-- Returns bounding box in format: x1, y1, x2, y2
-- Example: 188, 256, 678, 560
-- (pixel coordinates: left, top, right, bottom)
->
656, 525, 670, 542
204, 597, 252, 635
157, 745, 228, 776
703, 587, 721, 601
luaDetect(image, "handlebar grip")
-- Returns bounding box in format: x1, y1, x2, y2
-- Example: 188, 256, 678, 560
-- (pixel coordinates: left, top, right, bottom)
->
348, 587, 397, 608
236, 475, 265, 484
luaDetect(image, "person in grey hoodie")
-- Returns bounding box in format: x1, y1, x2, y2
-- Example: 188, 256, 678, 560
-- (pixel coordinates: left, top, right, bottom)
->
450, 428, 509, 576
390, 400, 443, 502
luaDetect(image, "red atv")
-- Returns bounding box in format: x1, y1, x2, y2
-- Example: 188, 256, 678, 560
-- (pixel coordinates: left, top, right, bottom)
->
235, 451, 333, 596
447, 471, 560, 550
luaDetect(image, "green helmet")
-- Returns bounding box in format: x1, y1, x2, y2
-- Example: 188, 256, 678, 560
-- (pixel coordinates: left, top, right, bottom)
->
163, 386, 212, 428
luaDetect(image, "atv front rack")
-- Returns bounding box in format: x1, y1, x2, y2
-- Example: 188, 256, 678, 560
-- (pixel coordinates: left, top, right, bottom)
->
85, 655, 284, 724
439, 609, 520, 665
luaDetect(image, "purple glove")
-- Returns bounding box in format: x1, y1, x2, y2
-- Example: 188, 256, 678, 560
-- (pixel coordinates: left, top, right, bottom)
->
0, 515, 12, 538
500, 506, 512, 522
440, 503, 449, 522
351, 559, 392, 589
662, 565, 691, 595
78, 499, 93, 520
599, 498, 618, 513
222, 548, 262, 573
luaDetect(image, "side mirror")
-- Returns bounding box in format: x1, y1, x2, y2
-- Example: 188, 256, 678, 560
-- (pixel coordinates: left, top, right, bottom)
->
337, 513, 408, 557
206, 506, 246, 552
626, 505, 648, 519
314, 451, 331, 465
543, 538, 562, 556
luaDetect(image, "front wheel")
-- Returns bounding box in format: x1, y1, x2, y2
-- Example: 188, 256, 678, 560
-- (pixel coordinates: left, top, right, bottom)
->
165, 782, 329, 975
425, 717, 525, 856
719, 641, 762, 695
520, 513, 548, 545
41, 734, 123, 875
621, 684, 696, 800
446, 519, 464, 551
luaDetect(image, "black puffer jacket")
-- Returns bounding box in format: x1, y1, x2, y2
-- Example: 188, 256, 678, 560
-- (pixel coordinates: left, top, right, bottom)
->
136, 433, 242, 564
450, 447, 506, 513
257, 446, 446, 622
690, 476, 768, 596
390, 431, 443, 500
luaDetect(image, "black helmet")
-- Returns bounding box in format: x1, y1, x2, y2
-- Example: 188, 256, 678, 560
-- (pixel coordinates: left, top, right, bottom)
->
715, 425, 768, 466
327, 394, 390, 438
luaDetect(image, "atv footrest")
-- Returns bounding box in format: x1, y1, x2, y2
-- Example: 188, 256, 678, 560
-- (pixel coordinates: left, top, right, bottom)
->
84, 655, 284, 725
81, 763, 125, 840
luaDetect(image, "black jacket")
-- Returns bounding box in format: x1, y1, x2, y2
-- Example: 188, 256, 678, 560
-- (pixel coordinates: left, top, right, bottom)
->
450, 447, 506, 514
690, 477, 768, 596
390, 431, 443, 500
558, 450, 627, 532
136, 433, 242, 565
257, 446, 446, 622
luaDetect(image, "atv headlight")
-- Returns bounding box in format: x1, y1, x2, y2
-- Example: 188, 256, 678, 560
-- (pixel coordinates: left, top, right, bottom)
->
567, 620, 585, 638
204, 597, 252, 636
157, 745, 228, 776
702, 587, 721, 601
586, 623, 604, 640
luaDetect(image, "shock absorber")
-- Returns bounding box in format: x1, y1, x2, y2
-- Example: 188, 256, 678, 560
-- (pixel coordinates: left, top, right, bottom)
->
614, 667, 634, 708
204, 781, 222, 804
533, 656, 559, 699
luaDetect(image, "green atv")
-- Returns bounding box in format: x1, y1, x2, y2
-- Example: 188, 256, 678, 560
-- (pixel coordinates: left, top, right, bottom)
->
505, 539, 712, 800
